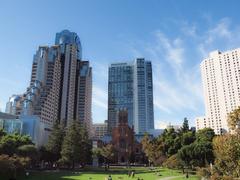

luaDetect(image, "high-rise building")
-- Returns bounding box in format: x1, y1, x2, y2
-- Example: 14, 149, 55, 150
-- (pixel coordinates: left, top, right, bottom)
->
17, 30, 92, 141
108, 62, 134, 133
55, 30, 82, 126
92, 120, 108, 139
5, 94, 25, 117
108, 58, 154, 134
77, 61, 92, 135
195, 116, 207, 131
22, 45, 62, 126
134, 59, 154, 133
200, 48, 240, 134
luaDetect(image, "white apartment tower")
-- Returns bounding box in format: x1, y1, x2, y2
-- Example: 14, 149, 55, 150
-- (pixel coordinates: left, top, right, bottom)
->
200, 48, 240, 134
195, 116, 207, 131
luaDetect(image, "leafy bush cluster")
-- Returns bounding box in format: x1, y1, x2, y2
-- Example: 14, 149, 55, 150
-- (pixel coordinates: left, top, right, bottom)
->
0, 129, 35, 178
141, 118, 215, 170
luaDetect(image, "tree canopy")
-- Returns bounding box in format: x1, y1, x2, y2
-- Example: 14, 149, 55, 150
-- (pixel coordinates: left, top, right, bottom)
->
46, 121, 65, 163
0, 133, 32, 156
60, 120, 91, 168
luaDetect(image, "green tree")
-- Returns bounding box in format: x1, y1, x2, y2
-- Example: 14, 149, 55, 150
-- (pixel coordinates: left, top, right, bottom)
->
0, 132, 34, 178
0, 128, 6, 139
38, 146, 52, 163
211, 107, 240, 178
227, 106, 240, 132
193, 141, 214, 166
196, 167, 212, 179
141, 134, 153, 162
0, 133, 32, 156
181, 131, 195, 146
213, 134, 240, 177
46, 121, 65, 163
92, 147, 102, 159
178, 128, 215, 168
80, 125, 92, 165
0, 154, 30, 179
141, 134, 167, 165
60, 120, 90, 169
196, 128, 215, 142
163, 154, 182, 169
17, 144, 38, 164
178, 141, 214, 168
99, 144, 115, 170
161, 128, 179, 156
181, 117, 189, 133
177, 144, 194, 168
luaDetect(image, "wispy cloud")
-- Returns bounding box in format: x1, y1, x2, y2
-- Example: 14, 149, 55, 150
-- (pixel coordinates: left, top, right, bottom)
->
154, 31, 185, 69
92, 85, 108, 109
208, 18, 232, 41
91, 16, 240, 127
153, 17, 240, 126
197, 18, 240, 58
128, 30, 204, 118
180, 21, 197, 38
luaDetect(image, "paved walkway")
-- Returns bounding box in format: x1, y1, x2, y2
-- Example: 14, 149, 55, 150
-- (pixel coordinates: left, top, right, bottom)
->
158, 176, 184, 180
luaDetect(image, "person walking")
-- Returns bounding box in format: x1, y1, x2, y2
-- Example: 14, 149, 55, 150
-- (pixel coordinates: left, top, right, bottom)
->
108, 175, 112, 180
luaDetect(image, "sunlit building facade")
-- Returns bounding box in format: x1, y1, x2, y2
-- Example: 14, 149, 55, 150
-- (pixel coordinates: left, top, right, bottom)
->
195, 116, 207, 131
92, 120, 108, 139
7, 30, 93, 145
200, 48, 240, 134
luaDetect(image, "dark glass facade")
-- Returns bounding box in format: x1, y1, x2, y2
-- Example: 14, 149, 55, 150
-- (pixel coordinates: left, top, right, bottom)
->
108, 59, 154, 134
108, 63, 134, 133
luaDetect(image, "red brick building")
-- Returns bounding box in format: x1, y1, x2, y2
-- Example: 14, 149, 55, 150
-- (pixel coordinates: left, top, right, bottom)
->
112, 110, 134, 163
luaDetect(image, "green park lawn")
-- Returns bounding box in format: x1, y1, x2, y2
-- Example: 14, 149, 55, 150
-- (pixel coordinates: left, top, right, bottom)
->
17, 167, 200, 180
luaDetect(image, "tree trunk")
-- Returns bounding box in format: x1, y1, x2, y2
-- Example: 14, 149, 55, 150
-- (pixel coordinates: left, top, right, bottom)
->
104, 158, 107, 171
72, 160, 75, 170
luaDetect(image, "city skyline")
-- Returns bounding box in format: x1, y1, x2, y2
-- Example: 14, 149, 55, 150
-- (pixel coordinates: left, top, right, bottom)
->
1, 0, 240, 128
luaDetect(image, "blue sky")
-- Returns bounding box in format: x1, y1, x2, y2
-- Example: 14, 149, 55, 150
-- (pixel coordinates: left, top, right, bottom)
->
1, 0, 240, 128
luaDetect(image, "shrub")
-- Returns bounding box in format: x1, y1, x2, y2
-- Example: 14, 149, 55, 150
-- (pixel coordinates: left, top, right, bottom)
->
163, 154, 181, 169
0, 154, 30, 178
196, 167, 211, 179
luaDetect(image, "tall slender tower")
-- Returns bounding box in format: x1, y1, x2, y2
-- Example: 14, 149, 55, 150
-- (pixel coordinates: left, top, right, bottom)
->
108, 58, 154, 134
55, 30, 81, 126
108, 62, 134, 133
76, 61, 92, 135
200, 48, 240, 134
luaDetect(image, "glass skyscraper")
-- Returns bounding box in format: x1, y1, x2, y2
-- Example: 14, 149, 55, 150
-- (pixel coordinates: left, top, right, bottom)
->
55, 30, 82, 59
108, 58, 154, 134
108, 62, 134, 133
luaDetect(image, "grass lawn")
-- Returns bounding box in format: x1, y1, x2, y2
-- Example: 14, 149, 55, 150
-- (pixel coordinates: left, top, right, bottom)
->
15, 167, 200, 180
